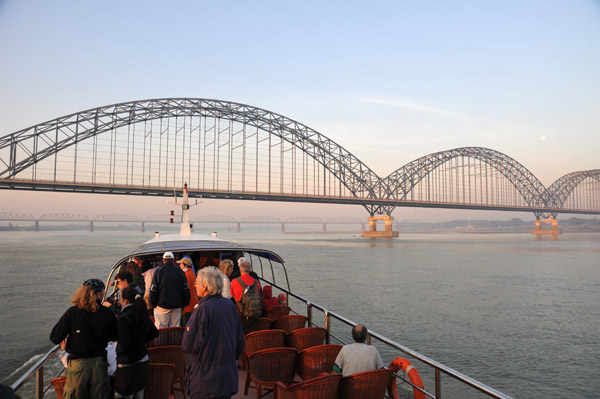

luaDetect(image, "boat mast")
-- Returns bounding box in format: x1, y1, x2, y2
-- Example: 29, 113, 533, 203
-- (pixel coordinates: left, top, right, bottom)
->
180, 182, 191, 236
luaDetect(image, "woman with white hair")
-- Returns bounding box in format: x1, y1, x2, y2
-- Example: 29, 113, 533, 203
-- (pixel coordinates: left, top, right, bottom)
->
182, 267, 245, 399
218, 259, 234, 299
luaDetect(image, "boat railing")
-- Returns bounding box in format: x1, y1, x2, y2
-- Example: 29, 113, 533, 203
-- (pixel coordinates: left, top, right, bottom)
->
10, 344, 63, 399
263, 278, 513, 399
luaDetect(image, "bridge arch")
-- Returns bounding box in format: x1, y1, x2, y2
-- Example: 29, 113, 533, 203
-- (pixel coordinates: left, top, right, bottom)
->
546, 170, 600, 212
284, 216, 323, 224
94, 214, 141, 222
325, 216, 364, 224
239, 216, 282, 224
194, 215, 238, 224
38, 213, 90, 222
381, 147, 548, 212
0, 98, 381, 199
0, 212, 36, 221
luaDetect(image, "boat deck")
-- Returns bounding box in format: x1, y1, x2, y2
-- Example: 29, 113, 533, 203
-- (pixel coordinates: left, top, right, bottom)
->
232, 367, 275, 399
171, 367, 283, 399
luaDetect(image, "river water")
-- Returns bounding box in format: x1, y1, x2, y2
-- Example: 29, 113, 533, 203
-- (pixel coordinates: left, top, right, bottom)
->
1, 229, 599, 398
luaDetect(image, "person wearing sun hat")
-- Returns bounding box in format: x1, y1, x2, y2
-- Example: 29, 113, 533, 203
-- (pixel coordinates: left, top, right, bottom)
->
149, 252, 191, 328
50, 279, 118, 399
178, 256, 199, 326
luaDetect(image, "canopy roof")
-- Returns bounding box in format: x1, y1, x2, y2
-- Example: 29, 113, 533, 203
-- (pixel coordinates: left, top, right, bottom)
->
121, 233, 284, 264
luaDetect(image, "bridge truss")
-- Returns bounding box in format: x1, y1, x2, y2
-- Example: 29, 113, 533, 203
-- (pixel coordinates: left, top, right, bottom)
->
0, 98, 598, 219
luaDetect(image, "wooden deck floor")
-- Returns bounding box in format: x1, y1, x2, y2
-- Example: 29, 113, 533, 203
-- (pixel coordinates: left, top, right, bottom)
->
173, 367, 278, 399
233, 367, 274, 399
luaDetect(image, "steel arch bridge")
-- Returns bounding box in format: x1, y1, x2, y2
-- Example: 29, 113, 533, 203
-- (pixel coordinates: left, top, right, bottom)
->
0, 98, 598, 219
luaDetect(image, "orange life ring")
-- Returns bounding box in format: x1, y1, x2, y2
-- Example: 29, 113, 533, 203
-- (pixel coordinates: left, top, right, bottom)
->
388, 357, 425, 399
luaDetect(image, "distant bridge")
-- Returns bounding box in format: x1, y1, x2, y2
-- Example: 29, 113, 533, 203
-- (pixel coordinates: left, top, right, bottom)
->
0, 98, 598, 221
0, 212, 367, 233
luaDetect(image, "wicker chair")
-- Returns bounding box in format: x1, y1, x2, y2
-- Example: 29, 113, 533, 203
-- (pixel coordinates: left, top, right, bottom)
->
263, 305, 291, 320
245, 347, 298, 399
295, 344, 343, 380
49, 376, 66, 399
145, 363, 175, 399
147, 327, 184, 348
272, 315, 307, 333
338, 368, 393, 399
273, 372, 341, 399
258, 317, 273, 330
243, 329, 287, 386
285, 327, 327, 352
147, 346, 186, 398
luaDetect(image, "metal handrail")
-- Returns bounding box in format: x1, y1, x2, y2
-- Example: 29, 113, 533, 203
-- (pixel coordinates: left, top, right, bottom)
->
264, 279, 513, 399
11, 344, 61, 399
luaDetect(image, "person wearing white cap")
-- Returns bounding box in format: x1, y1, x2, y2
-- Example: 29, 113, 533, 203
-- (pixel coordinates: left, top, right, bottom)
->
149, 252, 191, 329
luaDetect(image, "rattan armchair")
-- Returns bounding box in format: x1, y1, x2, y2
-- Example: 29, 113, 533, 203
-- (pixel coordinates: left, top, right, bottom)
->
338, 368, 393, 399
145, 363, 175, 399
243, 329, 287, 385
263, 305, 291, 319
258, 316, 273, 330
295, 344, 343, 380
147, 327, 184, 348
245, 347, 298, 399
272, 315, 307, 333
147, 346, 186, 398
285, 327, 327, 352
273, 372, 341, 399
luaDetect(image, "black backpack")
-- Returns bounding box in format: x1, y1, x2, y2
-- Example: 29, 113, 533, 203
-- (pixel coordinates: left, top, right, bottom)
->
235, 277, 262, 318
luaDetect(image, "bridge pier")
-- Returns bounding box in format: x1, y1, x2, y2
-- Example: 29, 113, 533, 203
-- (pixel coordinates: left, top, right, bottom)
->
531, 217, 561, 235
34, 220, 39, 232
322, 223, 326, 232
281, 223, 285, 233
362, 215, 399, 238
141, 222, 145, 233
237, 223, 241, 233
89, 221, 94, 232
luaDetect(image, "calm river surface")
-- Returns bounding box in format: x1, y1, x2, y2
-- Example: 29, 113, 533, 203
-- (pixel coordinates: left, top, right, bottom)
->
1, 229, 599, 398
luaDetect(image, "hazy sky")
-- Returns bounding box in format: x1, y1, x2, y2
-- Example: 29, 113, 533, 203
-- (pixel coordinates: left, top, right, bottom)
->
0, 1, 598, 222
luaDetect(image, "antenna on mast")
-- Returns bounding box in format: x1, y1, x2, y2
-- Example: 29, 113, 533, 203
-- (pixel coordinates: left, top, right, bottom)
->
167, 183, 201, 236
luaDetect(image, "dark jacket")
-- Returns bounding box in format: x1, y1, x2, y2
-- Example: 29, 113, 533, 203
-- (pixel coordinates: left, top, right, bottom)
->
50, 301, 118, 360
116, 304, 159, 364
182, 294, 245, 399
149, 260, 191, 309
114, 304, 159, 396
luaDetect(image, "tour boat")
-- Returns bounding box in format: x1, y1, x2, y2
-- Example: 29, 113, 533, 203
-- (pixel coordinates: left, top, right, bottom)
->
10, 186, 513, 399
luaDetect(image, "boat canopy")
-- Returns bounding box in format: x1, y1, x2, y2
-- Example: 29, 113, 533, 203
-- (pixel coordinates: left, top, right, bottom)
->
121, 234, 284, 264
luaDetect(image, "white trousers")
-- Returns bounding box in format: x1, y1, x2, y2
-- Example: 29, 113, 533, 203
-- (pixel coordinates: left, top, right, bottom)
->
153, 307, 182, 329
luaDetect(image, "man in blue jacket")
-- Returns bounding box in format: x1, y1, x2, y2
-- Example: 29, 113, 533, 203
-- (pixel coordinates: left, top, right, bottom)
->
149, 252, 191, 328
182, 266, 244, 399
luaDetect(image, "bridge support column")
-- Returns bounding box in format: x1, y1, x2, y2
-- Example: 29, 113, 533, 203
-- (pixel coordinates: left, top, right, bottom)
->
34, 220, 39, 232
362, 215, 399, 238
281, 223, 285, 233
322, 223, 326, 232
89, 221, 94, 232
531, 217, 561, 235
237, 223, 241, 233
141, 222, 145, 233
361, 223, 365, 232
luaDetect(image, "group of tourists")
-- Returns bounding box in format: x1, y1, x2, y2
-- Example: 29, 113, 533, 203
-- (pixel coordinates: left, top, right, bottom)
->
51, 252, 384, 399
50, 279, 158, 399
